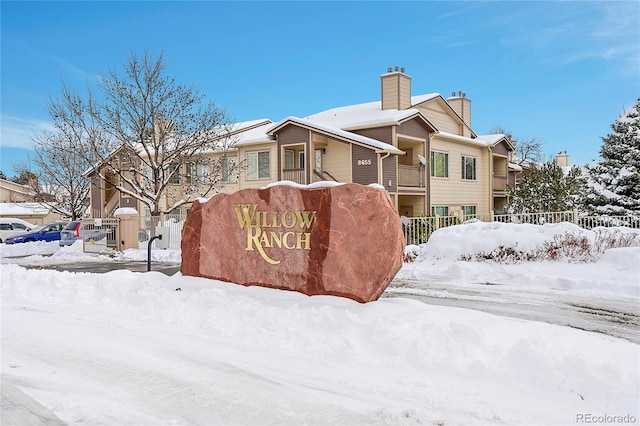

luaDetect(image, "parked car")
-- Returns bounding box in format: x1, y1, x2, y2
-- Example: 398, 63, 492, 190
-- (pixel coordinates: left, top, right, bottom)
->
59, 221, 110, 247
4, 222, 67, 244
0, 218, 36, 243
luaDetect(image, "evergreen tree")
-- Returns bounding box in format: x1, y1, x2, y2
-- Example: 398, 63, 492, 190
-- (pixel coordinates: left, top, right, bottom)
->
0, 170, 7, 180
585, 98, 640, 215
506, 161, 586, 213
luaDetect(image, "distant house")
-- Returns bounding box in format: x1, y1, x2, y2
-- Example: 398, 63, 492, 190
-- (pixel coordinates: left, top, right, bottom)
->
0, 178, 34, 203
85, 68, 515, 222
0, 178, 64, 224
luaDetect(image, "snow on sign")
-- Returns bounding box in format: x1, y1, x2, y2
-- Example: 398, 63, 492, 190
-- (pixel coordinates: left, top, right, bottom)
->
181, 182, 405, 302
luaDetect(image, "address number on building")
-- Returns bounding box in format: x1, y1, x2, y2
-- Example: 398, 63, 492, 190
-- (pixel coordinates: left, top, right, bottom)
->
357, 159, 372, 166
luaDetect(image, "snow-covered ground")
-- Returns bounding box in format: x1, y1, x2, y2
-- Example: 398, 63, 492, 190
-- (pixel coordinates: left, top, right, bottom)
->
1, 222, 639, 425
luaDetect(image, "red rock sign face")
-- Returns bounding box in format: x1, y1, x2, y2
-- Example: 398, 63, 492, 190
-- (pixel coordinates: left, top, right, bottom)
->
181, 183, 405, 303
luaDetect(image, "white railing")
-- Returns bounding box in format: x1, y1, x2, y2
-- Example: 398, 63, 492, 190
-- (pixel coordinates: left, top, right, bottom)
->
403, 211, 640, 245
139, 215, 185, 251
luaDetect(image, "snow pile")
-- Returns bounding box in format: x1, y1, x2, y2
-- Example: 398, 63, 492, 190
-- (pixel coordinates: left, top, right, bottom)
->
398, 222, 640, 298
2, 263, 638, 425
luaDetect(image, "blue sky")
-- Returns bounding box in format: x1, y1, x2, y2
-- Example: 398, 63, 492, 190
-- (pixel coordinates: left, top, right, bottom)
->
1, 1, 638, 176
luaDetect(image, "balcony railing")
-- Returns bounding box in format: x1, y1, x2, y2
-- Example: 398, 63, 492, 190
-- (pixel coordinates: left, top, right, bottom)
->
398, 165, 424, 187
493, 175, 508, 192
282, 168, 306, 184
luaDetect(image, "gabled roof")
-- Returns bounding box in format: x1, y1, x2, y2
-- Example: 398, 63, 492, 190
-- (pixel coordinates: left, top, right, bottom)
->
476, 134, 515, 150
233, 122, 276, 146
267, 116, 404, 154
411, 94, 477, 138
435, 131, 495, 147
0, 178, 34, 196
303, 100, 436, 132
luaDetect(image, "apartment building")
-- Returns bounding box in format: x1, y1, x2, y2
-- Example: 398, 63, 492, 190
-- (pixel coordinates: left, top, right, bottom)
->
86, 68, 514, 221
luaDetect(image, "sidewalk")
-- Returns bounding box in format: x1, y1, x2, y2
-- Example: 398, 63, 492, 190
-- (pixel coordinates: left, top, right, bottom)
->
25, 261, 181, 276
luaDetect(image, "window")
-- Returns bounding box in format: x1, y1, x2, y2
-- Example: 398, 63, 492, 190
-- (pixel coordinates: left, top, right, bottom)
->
431, 151, 449, 178
462, 156, 477, 180
185, 161, 210, 184
284, 150, 295, 170
222, 157, 238, 183
168, 163, 180, 184
314, 149, 323, 173
169, 208, 181, 220
247, 150, 270, 180
462, 205, 477, 221
431, 206, 449, 216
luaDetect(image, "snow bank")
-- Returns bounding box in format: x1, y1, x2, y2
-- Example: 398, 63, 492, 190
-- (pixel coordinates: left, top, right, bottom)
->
1, 263, 638, 425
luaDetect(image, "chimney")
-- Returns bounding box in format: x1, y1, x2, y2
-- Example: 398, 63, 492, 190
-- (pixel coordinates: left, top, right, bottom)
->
447, 91, 472, 137
381, 66, 411, 110
555, 151, 570, 168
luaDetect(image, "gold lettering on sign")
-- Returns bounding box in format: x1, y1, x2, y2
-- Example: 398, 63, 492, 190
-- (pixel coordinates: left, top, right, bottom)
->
234, 204, 316, 265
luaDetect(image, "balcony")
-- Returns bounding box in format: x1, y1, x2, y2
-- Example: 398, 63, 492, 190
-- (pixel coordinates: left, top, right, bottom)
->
398, 165, 425, 187
493, 175, 508, 192
282, 168, 306, 184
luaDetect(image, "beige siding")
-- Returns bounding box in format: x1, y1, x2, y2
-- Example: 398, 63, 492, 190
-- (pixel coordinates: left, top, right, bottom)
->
381, 76, 399, 110
447, 97, 472, 137
238, 143, 277, 189
429, 135, 491, 217
416, 101, 460, 134
313, 136, 351, 182
399, 76, 411, 110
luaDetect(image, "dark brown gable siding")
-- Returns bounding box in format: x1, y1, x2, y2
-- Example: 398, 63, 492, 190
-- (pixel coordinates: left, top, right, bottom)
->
91, 175, 102, 217
383, 155, 397, 191
276, 125, 310, 147
351, 145, 378, 185
352, 127, 394, 145
491, 140, 510, 156
275, 124, 311, 181
398, 119, 431, 140
119, 195, 138, 211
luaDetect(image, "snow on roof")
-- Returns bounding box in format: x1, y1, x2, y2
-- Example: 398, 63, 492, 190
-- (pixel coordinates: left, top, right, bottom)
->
411, 93, 441, 105
0, 202, 51, 216
303, 100, 424, 130
267, 116, 404, 154
475, 134, 507, 145
435, 131, 494, 147
233, 122, 276, 146
509, 162, 523, 171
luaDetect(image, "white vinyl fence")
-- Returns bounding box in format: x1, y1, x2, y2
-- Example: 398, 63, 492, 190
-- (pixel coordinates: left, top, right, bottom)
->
403, 211, 640, 245
139, 215, 186, 251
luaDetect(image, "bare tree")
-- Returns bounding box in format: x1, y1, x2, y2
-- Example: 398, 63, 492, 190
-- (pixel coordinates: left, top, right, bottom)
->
489, 126, 543, 166
14, 132, 92, 220
56, 51, 237, 216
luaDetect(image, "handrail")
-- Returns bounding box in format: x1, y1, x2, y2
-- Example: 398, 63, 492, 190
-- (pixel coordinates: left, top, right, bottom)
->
313, 169, 339, 182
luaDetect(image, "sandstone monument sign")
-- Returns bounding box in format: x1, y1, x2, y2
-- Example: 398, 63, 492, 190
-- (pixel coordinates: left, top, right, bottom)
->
181, 182, 404, 303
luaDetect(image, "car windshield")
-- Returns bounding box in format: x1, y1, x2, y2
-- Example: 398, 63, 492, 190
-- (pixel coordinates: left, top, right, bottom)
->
63, 221, 80, 230
29, 224, 49, 233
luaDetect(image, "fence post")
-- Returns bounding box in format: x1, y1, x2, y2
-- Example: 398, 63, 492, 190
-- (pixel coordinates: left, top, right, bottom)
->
573, 209, 578, 225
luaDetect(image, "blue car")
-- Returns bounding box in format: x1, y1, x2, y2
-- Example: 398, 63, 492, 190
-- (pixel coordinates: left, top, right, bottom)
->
4, 222, 67, 244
